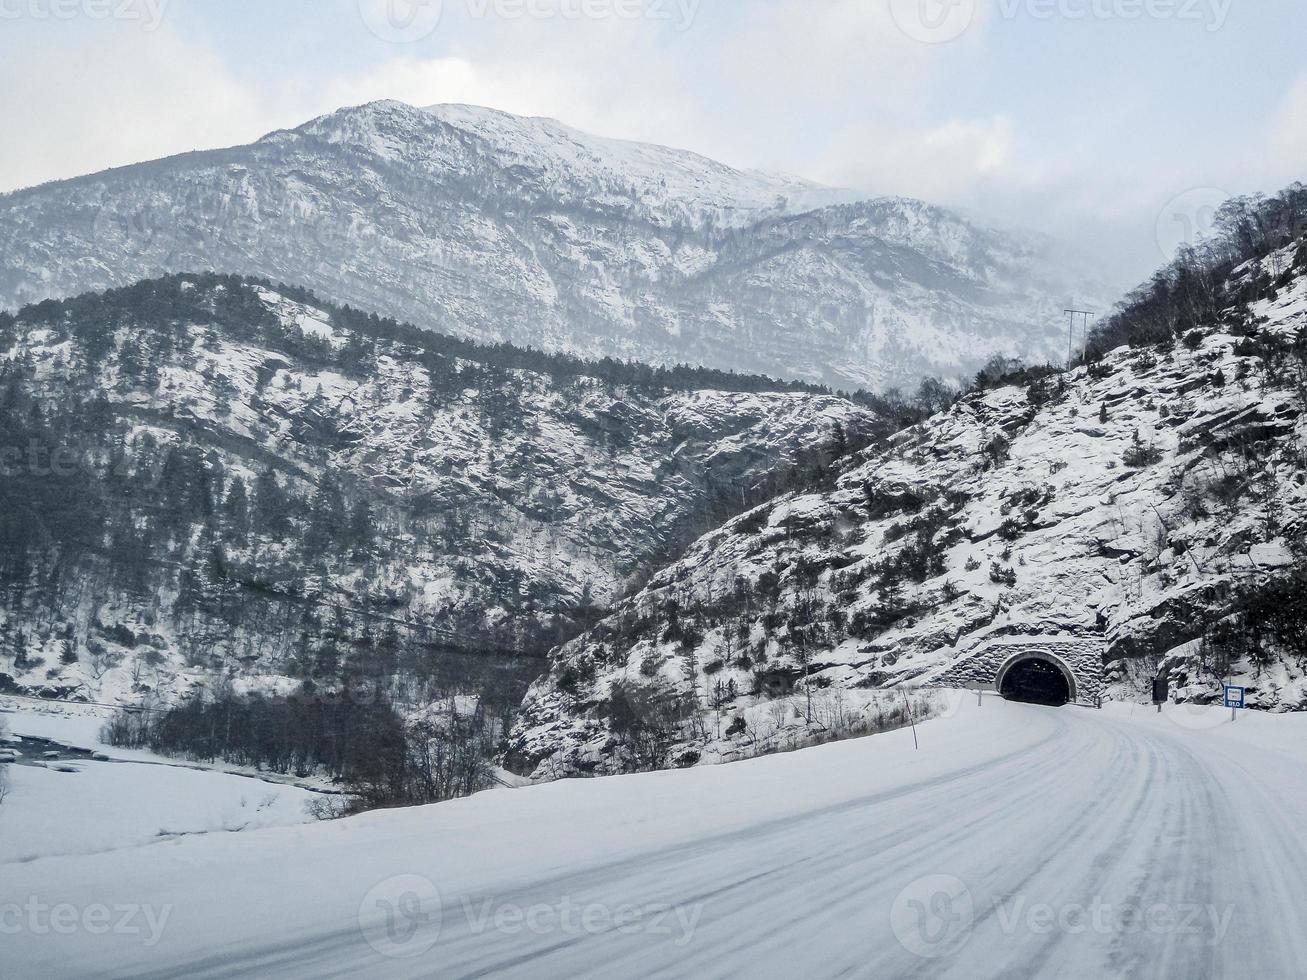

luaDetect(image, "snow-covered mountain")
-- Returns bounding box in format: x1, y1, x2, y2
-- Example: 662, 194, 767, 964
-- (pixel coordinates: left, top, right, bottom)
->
508, 246, 1307, 779
0, 101, 1113, 391
0, 274, 877, 709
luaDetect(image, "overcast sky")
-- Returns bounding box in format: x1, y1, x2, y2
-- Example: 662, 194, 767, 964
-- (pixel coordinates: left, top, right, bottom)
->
2, 0, 1304, 285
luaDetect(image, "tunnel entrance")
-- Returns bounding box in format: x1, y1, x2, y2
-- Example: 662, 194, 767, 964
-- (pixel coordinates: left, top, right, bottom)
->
999, 656, 1072, 707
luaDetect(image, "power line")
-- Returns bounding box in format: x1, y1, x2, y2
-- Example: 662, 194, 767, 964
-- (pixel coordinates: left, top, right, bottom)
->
1, 691, 157, 713
1064, 308, 1095, 365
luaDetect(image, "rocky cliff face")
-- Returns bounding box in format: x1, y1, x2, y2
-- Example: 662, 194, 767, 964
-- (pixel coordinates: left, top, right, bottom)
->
0, 101, 1112, 392
508, 250, 1307, 778
0, 274, 876, 711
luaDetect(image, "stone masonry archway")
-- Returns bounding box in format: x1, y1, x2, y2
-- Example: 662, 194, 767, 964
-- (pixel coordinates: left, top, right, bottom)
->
995, 651, 1077, 706
926, 637, 1103, 707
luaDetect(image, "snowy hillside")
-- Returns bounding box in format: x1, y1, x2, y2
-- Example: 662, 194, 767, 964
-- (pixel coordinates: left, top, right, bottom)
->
0, 274, 876, 714
0, 101, 1113, 391
509, 250, 1307, 778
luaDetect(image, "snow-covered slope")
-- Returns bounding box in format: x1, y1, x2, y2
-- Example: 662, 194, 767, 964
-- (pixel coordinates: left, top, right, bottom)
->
408, 103, 855, 226
0, 274, 876, 709
8, 699, 1307, 978
0, 100, 1113, 391
0, 699, 322, 863
509, 256, 1307, 778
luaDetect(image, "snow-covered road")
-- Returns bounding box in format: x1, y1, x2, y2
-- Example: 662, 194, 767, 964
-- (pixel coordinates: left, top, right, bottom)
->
5, 698, 1306, 979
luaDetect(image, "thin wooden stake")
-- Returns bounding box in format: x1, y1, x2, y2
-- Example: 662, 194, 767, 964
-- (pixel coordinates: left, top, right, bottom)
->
902, 690, 919, 750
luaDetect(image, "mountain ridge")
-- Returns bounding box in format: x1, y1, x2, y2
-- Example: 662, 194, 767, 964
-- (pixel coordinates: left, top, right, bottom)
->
0, 100, 1114, 392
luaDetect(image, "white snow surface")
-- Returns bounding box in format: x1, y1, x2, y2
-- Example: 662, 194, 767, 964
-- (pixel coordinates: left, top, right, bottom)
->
0, 703, 319, 864
417, 103, 855, 227
3, 698, 1305, 977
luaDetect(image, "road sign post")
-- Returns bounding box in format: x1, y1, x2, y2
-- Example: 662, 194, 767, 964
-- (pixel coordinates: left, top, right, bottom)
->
1152, 673, 1169, 714
1224, 685, 1245, 722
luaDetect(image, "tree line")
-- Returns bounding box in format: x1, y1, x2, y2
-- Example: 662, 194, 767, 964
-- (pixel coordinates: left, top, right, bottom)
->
1085, 182, 1307, 359
102, 684, 499, 811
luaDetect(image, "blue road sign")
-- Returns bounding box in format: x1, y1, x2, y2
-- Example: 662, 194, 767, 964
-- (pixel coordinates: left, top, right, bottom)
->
1224, 686, 1245, 709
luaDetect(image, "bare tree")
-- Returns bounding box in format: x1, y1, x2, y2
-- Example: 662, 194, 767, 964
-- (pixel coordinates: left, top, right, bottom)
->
86, 641, 121, 683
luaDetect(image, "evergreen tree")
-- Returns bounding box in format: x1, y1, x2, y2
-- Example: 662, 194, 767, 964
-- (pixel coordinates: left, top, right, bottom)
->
306, 477, 347, 553
224, 476, 250, 540
348, 496, 375, 554
254, 469, 293, 539
830, 421, 848, 460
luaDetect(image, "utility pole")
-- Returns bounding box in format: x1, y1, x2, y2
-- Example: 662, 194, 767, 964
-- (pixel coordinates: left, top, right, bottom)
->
1064, 309, 1095, 366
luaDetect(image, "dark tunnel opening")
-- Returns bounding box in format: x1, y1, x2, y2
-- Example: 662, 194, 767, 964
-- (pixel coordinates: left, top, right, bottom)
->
1000, 658, 1071, 707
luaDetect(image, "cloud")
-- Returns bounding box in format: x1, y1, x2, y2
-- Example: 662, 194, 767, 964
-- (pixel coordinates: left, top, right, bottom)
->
815, 115, 1016, 200
321, 52, 624, 134
324, 0, 972, 170
322, 13, 712, 155
0, 25, 290, 193
0, 0, 999, 197
3, 1, 1292, 287
1267, 74, 1307, 183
